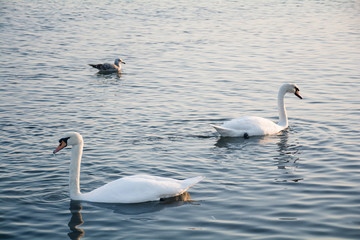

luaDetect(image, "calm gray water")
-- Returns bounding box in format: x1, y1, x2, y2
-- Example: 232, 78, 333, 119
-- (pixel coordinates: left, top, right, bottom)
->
1, 0, 360, 239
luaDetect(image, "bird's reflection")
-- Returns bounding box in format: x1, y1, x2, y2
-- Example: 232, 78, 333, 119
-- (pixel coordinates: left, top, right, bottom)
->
92, 192, 193, 215
67, 192, 194, 239
213, 129, 303, 182
275, 130, 303, 182
96, 71, 122, 79
276, 130, 300, 163
276, 130, 295, 159
68, 201, 85, 240
214, 134, 278, 149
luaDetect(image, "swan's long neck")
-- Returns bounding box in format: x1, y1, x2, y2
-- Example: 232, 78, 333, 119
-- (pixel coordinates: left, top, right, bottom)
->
277, 87, 288, 128
69, 143, 83, 200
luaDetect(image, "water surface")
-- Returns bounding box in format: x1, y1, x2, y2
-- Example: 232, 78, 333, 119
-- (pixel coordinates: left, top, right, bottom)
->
1, 1, 359, 239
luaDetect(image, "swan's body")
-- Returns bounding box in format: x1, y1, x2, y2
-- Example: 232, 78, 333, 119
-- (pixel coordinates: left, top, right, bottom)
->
211, 83, 302, 137
53, 132, 204, 203
89, 58, 125, 73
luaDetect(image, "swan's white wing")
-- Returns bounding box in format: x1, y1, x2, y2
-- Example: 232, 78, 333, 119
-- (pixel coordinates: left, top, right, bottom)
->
213, 116, 284, 137
81, 175, 204, 203
211, 124, 247, 137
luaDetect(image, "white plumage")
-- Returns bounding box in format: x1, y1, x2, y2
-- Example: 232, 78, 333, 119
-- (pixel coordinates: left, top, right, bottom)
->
81, 175, 203, 203
53, 132, 204, 203
211, 83, 302, 137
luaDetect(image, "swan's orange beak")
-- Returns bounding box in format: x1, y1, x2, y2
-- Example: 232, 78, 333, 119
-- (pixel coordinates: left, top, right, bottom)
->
53, 140, 67, 154
295, 90, 302, 99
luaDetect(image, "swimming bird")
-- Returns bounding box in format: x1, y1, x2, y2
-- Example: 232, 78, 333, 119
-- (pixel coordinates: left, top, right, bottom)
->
53, 132, 204, 203
88, 58, 125, 73
211, 83, 302, 137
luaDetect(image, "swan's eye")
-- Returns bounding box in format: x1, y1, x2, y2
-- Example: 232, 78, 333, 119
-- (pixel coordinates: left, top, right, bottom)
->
295, 87, 300, 92
59, 137, 70, 144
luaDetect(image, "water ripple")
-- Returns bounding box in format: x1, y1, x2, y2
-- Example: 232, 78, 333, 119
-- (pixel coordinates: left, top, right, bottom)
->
1, 0, 360, 239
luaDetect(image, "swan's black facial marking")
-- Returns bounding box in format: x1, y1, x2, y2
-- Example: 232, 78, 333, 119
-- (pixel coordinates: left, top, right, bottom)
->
59, 137, 70, 144
54, 137, 70, 154
244, 133, 249, 139
294, 87, 302, 99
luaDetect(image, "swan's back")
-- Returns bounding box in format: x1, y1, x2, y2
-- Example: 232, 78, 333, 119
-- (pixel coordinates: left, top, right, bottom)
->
213, 116, 284, 137
80, 175, 204, 203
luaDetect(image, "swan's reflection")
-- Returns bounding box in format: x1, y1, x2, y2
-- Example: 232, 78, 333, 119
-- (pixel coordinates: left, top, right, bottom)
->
275, 130, 303, 182
276, 130, 296, 160
213, 130, 303, 182
68, 201, 85, 240
67, 192, 193, 239
92, 191, 193, 215
214, 134, 278, 149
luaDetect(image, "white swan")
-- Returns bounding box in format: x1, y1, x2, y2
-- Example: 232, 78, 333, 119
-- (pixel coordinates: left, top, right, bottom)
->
211, 83, 302, 137
89, 58, 125, 73
53, 132, 204, 203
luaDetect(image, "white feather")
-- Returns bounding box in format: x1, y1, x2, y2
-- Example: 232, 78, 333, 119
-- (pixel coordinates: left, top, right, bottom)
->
212, 83, 302, 137
54, 132, 204, 203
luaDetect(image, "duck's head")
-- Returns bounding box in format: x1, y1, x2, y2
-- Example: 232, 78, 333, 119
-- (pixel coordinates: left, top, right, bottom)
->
53, 132, 83, 154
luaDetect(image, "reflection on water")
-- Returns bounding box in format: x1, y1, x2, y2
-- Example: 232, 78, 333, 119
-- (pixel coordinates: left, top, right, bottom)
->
215, 135, 271, 149
94, 71, 123, 81
67, 192, 193, 239
68, 201, 85, 240
94, 192, 194, 215
276, 130, 298, 160
214, 132, 280, 149
275, 131, 303, 183
214, 130, 304, 183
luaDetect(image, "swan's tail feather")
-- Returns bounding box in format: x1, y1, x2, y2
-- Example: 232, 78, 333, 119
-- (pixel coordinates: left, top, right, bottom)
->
210, 124, 235, 137
159, 176, 204, 200
181, 176, 205, 192
182, 176, 205, 186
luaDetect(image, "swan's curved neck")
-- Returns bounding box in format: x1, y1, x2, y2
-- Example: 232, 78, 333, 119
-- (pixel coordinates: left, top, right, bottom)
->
277, 88, 288, 128
69, 143, 83, 200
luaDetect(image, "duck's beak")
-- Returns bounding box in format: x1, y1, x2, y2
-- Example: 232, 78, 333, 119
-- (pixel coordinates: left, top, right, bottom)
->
121, 60, 126, 64
295, 90, 302, 99
53, 140, 67, 154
